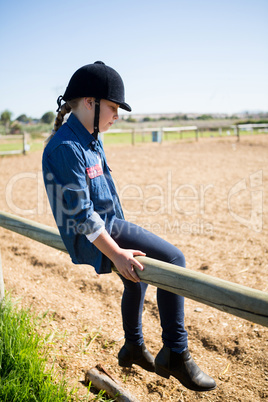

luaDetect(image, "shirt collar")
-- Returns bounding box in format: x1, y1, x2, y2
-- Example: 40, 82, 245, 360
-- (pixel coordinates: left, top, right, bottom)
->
66, 113, 97, 148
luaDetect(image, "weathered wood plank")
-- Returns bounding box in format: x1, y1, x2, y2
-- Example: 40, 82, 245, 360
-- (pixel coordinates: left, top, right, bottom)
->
135, 256, 268, 327
0, 211, 65, 252
85, 366, 139, 402
0, 211, 267, 327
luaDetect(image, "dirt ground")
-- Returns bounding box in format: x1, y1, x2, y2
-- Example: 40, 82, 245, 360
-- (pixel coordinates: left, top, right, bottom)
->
0, 134, 267, 401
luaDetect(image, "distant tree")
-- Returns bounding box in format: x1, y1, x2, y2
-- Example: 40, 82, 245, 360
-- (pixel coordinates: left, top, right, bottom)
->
10, 121, 22, 134
1, 110, 13, 134
237, 118, 268, 125
172, 115, 182, 121
1, 110, 12, 124
197, 114, 213, 120
41, 111, 55, 124
17, 114, 31, 123
229, 115, 239, 120
125, 116, 137, 123
143, 116, 154, 122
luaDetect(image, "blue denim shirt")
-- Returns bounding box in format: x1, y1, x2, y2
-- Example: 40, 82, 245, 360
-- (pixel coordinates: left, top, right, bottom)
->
42, 113, 124, 274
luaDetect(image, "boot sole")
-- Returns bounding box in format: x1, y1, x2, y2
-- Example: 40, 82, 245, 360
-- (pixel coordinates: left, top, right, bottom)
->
119, 359, 155, 372
118, 360, 132, 368
155, 365, 170, 379
155, 364, 217, 391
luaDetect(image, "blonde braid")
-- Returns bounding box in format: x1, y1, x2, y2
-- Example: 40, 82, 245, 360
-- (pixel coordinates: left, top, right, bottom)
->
44, 102, 72, 147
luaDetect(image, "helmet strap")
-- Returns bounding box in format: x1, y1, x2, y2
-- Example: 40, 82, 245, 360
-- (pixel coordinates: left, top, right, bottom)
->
93, 98, 100, 139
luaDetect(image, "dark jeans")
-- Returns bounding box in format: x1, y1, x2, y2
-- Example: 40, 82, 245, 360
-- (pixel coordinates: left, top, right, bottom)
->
111, 218, 188, 350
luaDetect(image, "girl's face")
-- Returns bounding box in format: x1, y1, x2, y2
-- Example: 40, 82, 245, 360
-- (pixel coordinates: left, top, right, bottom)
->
98, 99, 119, 132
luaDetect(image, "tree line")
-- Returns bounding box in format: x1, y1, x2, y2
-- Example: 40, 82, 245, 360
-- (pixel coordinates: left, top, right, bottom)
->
0, 110, 55, 134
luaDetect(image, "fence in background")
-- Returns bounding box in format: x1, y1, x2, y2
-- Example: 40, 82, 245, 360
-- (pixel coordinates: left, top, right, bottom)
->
1, 124, 268, 152
0, 132, 30, 156
104, 123, 268, 145
105, 126, 199, 145
231, 123, 268, 141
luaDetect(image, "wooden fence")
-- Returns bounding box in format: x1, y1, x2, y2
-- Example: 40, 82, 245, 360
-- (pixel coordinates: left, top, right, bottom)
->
105, 126, 199, 145
104, 123, 268, 145
0, 132, 30, 156
0, 211, 267, 327
231, 123, 268, 141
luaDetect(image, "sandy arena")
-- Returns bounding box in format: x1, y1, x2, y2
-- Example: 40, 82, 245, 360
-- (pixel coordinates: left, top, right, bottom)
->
0, 134, 267, 401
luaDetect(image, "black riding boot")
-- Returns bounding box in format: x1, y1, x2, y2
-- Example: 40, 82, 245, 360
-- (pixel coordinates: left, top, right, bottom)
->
155, 345, 216, 392
118, 341, 155, 372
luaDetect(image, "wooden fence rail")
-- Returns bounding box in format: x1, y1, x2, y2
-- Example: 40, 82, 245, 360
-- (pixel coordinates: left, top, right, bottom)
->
0, 211, 267, 327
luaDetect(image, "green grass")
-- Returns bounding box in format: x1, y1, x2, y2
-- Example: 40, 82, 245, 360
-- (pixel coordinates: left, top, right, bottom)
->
0, 142, 23, 152
102, 132, 133, 145
161, 128, 267, 142
103, 130, 221, 144
0, 297, 122, 401
28, 141, 45, 152
0, 140, 44, 153
0, 297, 75, 402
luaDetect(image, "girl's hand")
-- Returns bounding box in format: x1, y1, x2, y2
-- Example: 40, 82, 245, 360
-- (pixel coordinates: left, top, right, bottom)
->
92, 229, 146, 282
112, 249, 146, 282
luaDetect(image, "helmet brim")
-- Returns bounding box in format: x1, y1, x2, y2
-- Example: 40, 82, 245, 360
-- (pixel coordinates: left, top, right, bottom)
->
120, 102, 132, 112
108, 98, 131, 112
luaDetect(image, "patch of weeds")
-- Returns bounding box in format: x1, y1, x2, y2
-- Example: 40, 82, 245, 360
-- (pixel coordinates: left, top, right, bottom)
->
0, 296, 77, 401
84, 381, 117, 402
80, 327, 102, 354
102, 339, 116, 350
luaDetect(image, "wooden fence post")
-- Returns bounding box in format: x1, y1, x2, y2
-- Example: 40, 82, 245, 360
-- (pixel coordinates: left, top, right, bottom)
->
236, 125, 240, 142
0, 211, 267, 327
23, 132, 27, 155
160, 128, 163, 144
131, 129, 135, 146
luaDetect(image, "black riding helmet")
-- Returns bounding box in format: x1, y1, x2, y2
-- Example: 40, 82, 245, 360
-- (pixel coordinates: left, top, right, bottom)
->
57, 61, 131, 137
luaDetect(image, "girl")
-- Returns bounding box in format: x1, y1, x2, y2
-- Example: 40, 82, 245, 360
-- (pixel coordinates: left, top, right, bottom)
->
42, 61, 216, 392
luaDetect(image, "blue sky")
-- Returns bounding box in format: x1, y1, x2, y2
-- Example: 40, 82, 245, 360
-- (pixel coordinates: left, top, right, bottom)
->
0, 0, 267, 119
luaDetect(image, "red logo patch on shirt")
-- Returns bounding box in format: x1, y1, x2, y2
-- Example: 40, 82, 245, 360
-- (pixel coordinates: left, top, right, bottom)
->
86, 165, 103, 179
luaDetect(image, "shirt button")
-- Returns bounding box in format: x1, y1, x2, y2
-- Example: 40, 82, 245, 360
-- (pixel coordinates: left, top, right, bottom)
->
92, 141, 95, 146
